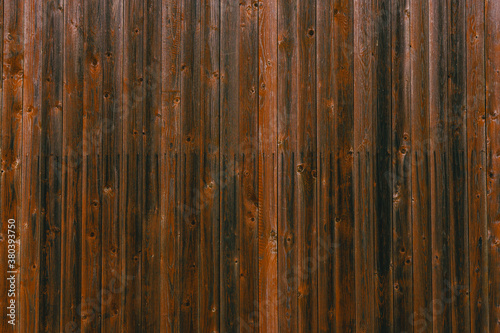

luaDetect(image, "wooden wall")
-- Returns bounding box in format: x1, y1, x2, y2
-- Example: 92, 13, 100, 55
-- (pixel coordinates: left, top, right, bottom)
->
0, 0, 499, 332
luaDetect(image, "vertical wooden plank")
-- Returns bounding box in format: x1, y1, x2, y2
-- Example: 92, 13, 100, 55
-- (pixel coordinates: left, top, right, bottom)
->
40, 0, 63, 331
199, 0, 220, 331
141, 0, 162, 329
430, 0, 452, 330
258, 0, 278, 331
486, 0, 500, 330
0, 0, 23, 330
353, 0, 374, 331
101, 0, 123, 330
220, 0, 240, 330
373, 0, 393, 329
179, 0, 201, 330
277, 0, 298, 329
122, 0, 144, 329
297, 0, 318, 331
61, 0, 83, 330
317, 0, 336, 331
391, 0, 412, 331
160, 0, 181, 331
333, 0, 355, 331
238, 0, 259, 330
82, 0, 103, 329
411, 0, 432, 331
448, 0, 470, 330
467, 0, 488, 330
20, 0, 42, 330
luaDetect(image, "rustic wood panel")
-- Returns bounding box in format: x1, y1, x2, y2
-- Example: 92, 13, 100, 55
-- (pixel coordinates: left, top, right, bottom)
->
467, 0, 487, 331
411, 0, 432, 332
160, 0, 181, 331
430, 0, 452, 330
277, 0, 298, 331
258, 0, 278, 331
318, 0, 336, 331
101, 0, 123, 330
122, 0, 144, 330
20, 0, 42, 331
297, 0, 318, 331
61, 0, 83, 331
391, 0, 412, 331
354, 0, 374, 331
199, 0, 220, 332
0, 0, 499, 332
39, 1, 64, 331
220, 0, 240, 330
82, 0, 103, 329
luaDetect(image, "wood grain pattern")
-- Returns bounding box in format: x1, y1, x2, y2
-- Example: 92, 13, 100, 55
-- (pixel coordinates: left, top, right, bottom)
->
0, 0, 499, 332
20, 0, 42, 331
277, 0, 298, 331
354, 0, 374, 331
411, 0, 432, 331
1, 0, 23, 331
448, 0, 470, 331
40, 1, 64, 331
467, 0, 488, 331
220, 0, 240, 331
199, 0, 220, 332
101, 0, 123, 330
318, 0, 336, 331
373, 0, 393, 330
61, 0, 83, 330
142, 0, 161, 329
122, 0, 144, 330
297, 0, 318, 330
430, 0, 453, 331
333, 0, 355, 331
258, 0, 278, 331
238, 0, 259, 330
161, 0, 181, 331
391, 0, 412, 331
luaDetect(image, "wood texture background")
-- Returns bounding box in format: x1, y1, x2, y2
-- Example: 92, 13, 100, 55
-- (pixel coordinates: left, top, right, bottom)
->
0, 0, 499, 332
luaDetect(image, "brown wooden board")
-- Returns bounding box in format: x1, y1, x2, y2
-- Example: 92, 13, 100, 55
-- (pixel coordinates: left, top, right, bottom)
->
61, 0, 83, 330
467, 0, 488, 332
258, 1, 278, 331
411, 0, 432, 331
220, 0, 240, 331
354, 0, 374, 331
297, 0, 318, 330
20, 0, 42, 331
141, 0, 162, 329
39, 1, 64, 331
199, 0, 220, 332
318, 0, 336, 331
0, 0, 498, 331
101, 0, 123, 330
277, 0, 298, 331
1, 0, 23, 331
391, 0, 412, 330
333, 0, 355, 331
430, 0, 452, 330
160, 0, 182, 331
122, 0, 144, 330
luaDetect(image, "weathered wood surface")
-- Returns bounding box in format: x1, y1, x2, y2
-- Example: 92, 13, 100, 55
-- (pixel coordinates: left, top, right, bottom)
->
0, 0, 498, 331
